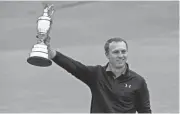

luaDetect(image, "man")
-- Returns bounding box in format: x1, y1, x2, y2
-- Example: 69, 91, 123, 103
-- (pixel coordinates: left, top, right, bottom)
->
45, 37, 152, 113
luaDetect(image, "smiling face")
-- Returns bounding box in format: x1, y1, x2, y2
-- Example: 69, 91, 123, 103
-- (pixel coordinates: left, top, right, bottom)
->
106, 41, 128, 69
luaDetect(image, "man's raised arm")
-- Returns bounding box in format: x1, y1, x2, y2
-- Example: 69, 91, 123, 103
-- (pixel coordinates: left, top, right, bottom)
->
47, 44, 96, 87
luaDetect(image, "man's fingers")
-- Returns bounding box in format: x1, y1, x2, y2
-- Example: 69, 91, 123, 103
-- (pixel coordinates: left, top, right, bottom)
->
44, 36, 51, 46
36, 35, 51, 46
44, 36, 51, 43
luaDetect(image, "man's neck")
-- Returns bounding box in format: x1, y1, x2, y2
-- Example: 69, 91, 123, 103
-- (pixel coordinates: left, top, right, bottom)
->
107, 63, 127, 78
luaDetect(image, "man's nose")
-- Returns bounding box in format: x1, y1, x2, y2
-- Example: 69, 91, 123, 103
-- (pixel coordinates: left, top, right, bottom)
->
117, 53, 124, 58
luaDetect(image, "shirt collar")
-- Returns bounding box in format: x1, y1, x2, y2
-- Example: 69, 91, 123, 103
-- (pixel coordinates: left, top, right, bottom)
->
105, 62, 127, 75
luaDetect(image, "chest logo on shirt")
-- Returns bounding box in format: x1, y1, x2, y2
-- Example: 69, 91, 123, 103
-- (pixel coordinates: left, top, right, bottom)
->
125, 83, 131, 88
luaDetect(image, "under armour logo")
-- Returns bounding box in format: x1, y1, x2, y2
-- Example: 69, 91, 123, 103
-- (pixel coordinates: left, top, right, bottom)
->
125, 83, 131, 88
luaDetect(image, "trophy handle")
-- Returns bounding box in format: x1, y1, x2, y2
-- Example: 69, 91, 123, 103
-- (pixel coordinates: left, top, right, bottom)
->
44, 4, 55, 17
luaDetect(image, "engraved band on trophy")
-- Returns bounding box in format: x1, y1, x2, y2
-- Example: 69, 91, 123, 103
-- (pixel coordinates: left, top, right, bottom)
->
27, 4, 54, 67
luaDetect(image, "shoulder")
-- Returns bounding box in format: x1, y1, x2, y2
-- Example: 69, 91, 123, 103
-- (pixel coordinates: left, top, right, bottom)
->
87, 64, 102, 69
86, 64, 102, 72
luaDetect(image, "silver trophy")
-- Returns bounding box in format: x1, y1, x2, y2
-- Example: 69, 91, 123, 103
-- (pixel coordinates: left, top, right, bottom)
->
27, 4, 54, 67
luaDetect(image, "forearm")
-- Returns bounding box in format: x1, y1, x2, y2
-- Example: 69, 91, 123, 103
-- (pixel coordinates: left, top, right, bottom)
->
48, 47, 95, 85
48, 46, 78, 74
51, 50, 80, 74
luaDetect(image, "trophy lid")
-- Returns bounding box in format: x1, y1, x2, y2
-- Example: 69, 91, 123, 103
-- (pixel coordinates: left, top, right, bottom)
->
43, 4, 54, 17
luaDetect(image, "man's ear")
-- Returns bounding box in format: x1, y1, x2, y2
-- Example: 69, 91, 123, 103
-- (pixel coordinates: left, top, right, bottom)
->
105, 52, 109, 58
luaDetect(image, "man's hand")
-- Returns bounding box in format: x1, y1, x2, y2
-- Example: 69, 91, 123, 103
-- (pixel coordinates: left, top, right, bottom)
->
44, 35, 51, 47
44, 36, 57, 59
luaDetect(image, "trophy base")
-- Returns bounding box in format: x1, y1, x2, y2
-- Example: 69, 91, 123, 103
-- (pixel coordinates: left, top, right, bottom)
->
27, 43, 52, 67
27, 56, 52, 67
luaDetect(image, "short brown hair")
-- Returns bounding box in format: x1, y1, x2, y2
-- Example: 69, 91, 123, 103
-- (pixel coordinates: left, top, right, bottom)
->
104, 37, 128, 54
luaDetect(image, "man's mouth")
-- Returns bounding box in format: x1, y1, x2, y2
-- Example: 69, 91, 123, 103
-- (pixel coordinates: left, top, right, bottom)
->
116, 59, 125, 63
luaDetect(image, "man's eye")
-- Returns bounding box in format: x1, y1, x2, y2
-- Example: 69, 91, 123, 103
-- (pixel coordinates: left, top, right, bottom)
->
113, 51, 119, 54
121, 50, 126, 54
112, 50, 127, 54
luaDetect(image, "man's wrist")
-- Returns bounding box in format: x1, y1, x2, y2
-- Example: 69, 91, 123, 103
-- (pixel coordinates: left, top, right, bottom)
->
48, 46, 56, 59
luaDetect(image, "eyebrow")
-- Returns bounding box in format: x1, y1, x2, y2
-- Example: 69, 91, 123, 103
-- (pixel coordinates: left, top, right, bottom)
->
112, 48, 127, 52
